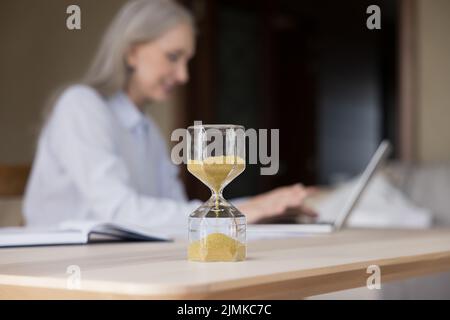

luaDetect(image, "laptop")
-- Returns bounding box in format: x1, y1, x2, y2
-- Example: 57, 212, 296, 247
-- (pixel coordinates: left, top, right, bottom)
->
248, 140, 392, 234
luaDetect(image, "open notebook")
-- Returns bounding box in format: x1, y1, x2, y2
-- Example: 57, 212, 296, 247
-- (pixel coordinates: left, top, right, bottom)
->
0, 220, 173, 248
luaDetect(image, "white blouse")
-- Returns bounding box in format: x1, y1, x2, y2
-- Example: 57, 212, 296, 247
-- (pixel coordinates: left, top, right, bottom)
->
24, 85, 201, 229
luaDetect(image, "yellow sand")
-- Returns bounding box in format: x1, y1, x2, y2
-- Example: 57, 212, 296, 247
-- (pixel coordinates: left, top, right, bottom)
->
187, 155, 245, 194
188, 233, 246, 262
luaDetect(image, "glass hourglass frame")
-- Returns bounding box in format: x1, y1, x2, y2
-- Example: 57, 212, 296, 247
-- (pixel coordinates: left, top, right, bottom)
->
186, 124, 246, 262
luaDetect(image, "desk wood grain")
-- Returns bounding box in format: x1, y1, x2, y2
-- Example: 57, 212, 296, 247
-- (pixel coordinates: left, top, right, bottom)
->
1, 228, 450, 299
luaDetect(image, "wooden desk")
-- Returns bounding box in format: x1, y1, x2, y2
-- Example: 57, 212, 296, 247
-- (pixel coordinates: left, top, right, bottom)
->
1, 228, 450, 299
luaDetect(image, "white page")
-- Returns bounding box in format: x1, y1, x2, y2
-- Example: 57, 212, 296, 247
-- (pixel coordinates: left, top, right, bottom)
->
0, 220, 173, 247
0, 226, 87, 247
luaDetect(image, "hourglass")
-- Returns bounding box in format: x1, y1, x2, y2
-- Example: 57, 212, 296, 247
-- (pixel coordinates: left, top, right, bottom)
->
187, 124, 246, 262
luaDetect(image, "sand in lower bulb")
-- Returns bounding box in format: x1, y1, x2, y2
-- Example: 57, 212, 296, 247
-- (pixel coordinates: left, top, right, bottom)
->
188, 232, 246, 262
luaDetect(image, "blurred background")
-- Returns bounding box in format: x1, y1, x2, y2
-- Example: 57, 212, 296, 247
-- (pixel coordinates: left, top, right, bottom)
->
0, 0, 449, 204
0, 0, 450, 299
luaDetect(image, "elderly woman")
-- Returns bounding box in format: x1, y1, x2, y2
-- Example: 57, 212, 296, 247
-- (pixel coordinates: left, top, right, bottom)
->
24, 0, 315, 229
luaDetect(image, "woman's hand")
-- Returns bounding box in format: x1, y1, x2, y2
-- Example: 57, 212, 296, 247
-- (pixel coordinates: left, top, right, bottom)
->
237, 183, 318, 224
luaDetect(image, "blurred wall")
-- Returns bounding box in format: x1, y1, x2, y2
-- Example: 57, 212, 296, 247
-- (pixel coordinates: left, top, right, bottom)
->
0, 0, 180, 164
316, 7, 383, 184
416, 0, 450, 163
1, 0, 449, 165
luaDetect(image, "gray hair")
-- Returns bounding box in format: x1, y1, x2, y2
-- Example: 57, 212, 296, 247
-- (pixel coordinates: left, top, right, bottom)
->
39, 0, 194, 131
83, 0, 194, 97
